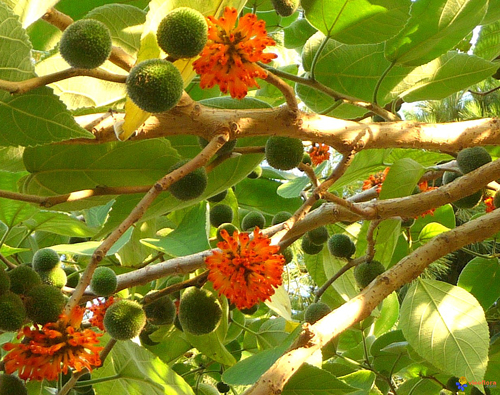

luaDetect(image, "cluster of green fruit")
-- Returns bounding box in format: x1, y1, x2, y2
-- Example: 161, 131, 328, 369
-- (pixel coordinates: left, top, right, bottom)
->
301, 226, 357, 259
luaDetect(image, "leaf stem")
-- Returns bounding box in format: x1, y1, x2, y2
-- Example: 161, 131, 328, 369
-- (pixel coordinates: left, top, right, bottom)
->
372, 62, 395, 105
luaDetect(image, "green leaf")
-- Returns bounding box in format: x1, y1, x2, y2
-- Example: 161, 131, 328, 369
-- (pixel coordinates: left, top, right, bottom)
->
473, 21, 500, 61
0, 147, 25, 172
184, 330, 237, 367
385, 0, 488, 66
370, 330, 412, 375
282, 363, 357, 394
458, 257, 500, 310
200, 96, 272, 109
379, 158, 425, 199
304, 252, 345, 307
92, 337, 195, 395
338, 370, 376, 394
373, 292, 399, 336
0, 3, 93, 147
393, 52, 498, 102
23, 211, 97, 237
2, 0, 58, 28
481, 0, 500, 25
142, 203, 209, 257
399, 278, 490, 383
283, 18, 317, 49
411, 204, 456, 240
418, 223, 450, 244
147, 327, 193, 365
301, 0, 411, 44
322, 248, 358, 301
0, 244, 29, 257
277, 161, 328, 198
0, 171, 37, 227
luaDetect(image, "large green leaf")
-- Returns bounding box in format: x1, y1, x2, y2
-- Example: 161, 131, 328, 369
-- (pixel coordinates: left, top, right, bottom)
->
0, 3, 92, 147
481, 0, 500, 25
473, 21, 500, 61
399, 278, 490, 383
379, 158, 424, 200
0, 171, 37, 227
322, 248, 358, 301
458, 257, 500, 311
92, 338, 195, 395
283, 18, 317, 49
282, 363, 357, 394
385, 0, 488, 66
418, 223, 451, 244
0, 147, 25, 172
23, 211, 97, 237
301, 0, 411, 44
392, 52, 498, 102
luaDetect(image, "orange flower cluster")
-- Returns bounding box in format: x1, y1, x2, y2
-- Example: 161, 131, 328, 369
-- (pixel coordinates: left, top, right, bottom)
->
192, 7, 277, 99
205, 227, 285, 309
309, 143, 330, 166
2, 307, 102, 381
88, 296, 115, 331
362, 167, 390, 193
484, 196, 495, 213
415, 181, 439, 218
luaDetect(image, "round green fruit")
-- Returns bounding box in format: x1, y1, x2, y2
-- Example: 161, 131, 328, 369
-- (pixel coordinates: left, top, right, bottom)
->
60, 19, 112, 69
302, 153, 312, 166
144, 295, 176, 326
241, 211, 266, 231
271, 211, 292, 226
304, 302, 331, 324
216, 223, 238, 242
157, 7, 208, 59
301, 233, 323, 255
210, 204, 234, 228
178, 287, 222, 335
457, 147, 492, 174
207, 190, 228, 203
281, 247, 293, 264
103, 299, 147, 340
247, 166, 262, 179
353, 260, 385, 289
25, 285, 66, 324
271, 0, 300, 16
33, 248, 60, 271
198, 136, 237, 157
90, 266, 118, 296
0, 266, 10, 295
265, 136, 303, 170
127, 58, 184, 113
8, 265, 42, 295
0, 291, 26, 332
168, 159, 208, 200
306, 226, 329, 245
38, 267, 67, 288
64, 266, 80, 288
327, 234, 356, 258
0, 374, 28, 395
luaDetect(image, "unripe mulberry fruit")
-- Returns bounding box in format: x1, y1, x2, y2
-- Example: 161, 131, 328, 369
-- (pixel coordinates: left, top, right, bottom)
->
216, 223, 238, 242
207, 190, 228, 203
456, 147, 492, 174
103, 299, 147, 340
168, 159, 208, 200
271, 211, 292, 226
127, 58, 184, 113
157, 7, 208, 59
327, 234, 356, 258
33, 248, 60, 271
38, 266, 67, 288
306, 226, 329, 245
64, 266, 80, 288
301, 233, 323, 255
271, 0, 300, 16
25, 284, 66, 324
144, 295, 176, 325
304, 302, 331, 324
90, 266, 118, 296
210, 204, 234, 228
241, 211, 265, 231
265, 136, 303, 170
60, 19, 112, 69
0, 266, 10, 295
354, 260, 385, 289
8, 265, 41, 295
0, 291, 26, 332
0, 374, 28, 395
178, 287, 222, 335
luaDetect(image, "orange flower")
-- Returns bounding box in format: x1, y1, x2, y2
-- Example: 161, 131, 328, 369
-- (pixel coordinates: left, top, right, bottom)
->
205, 227, 285, 309
2, 307, 103, 381
309, 143, 330, 166
88, 296, 115, 331
192, 7, 277, 99
362, 167, 390, 192
484, 196, 495, 213
415, 181, 439, 218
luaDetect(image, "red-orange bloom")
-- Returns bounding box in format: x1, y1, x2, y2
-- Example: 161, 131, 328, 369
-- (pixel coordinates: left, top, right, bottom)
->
205, 227, 285, 309
362, 167, 390, 193
2, 307, 103, 381
192, 7, 277, 99
309, 144, 330, 166
88, 296, 115, 331
484, 196, 495, 213
415, 181, 439, 218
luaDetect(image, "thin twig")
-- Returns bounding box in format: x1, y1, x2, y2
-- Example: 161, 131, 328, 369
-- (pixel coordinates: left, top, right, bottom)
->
297, 163, 319, 188
264, 70, 298, 113
0, 253, 17, 269
366, 220, 381, 260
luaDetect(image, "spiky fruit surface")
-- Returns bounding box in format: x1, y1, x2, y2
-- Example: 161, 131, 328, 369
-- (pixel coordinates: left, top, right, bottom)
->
304, 302, 331, 324
0, 374, 28, 395
327, 234, 355, 258
144, 295, 176, 325
168, 159, 208, 200
126, 58, 183, 113
216, 223, 238, 242
60, 19, 112, 69
25, 285, 65, 324
0, 291, 26, 332
157, 7, 208, 59
198, 137, 237, 157
281, 247, 293, 263
241, 211, 266, 231
0, 266, 10, 295
207, 190, 227, 203
271, 211, 292, 226
38, 267, 67, 288
265, 136, 303, 170
90, 266, 118, 296
64, 266, 80, 288
210, 204, 234, 228
103, 299, 146, 340
301, 234, 323, 255
271, 0, 300, 16
247, 166, 262, 179
457, 147, 492, 174
307, 226, 329, 245
33, 248, 60, 271
178, 287, 222, 335
354, 260, 385, 289
8, 265, 41, 295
